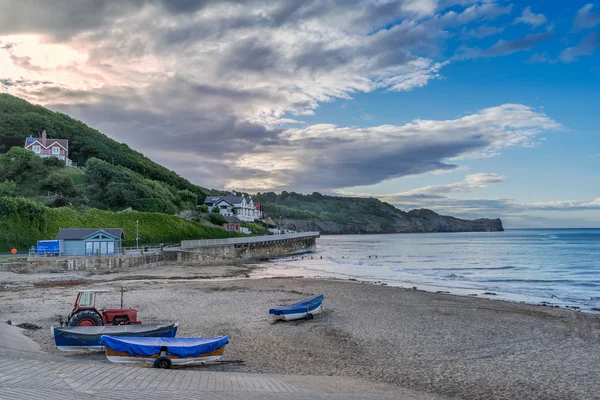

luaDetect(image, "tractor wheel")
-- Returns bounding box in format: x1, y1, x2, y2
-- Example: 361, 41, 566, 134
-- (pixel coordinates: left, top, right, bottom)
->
154, 356, 172, 369
68, 310, 103, 327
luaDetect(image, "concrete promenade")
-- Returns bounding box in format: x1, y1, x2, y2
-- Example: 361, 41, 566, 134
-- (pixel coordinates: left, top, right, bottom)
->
0, 323, 437, 400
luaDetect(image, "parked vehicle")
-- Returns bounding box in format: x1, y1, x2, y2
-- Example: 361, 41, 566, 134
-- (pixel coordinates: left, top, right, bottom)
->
101, 335, 229, 368
269, 294, 324, 321
51, 323, 178, 352
66, 289, 141, 326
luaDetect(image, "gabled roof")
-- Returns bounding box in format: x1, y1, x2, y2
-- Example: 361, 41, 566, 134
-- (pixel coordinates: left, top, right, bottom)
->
25, 137, 68, 151
222, 193, 244, 204
55, 228, 124, 240
214, 199, 234, 207
203, 196, 224, 205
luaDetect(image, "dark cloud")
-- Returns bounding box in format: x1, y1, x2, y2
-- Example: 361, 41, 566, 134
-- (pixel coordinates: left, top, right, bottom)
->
484, 31, 554, 56
560, 32, 600, 62
0, 0, 563, 193
573, 3, 600, 32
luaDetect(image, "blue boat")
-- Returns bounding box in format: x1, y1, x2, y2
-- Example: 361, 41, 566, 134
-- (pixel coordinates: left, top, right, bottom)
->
269, 294, 324, 321
51, 323, 178, 352
101, 335, 229, 368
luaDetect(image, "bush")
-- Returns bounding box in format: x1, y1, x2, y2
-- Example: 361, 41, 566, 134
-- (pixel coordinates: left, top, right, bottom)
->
0, 180, 16, 197
0, 197, 242, 251
209, 213, 227, 226
42, 169, 76, 197
198, 205, 209, 213
211, 206, 222, 213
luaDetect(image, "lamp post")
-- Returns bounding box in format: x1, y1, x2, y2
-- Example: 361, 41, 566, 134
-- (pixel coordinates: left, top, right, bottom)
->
136, 220, 139, 252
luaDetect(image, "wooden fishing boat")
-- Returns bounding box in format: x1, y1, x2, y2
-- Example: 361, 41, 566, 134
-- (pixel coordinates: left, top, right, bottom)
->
51, 322, 178, 352
100, 335, 229, 368
269, 294, 324, 321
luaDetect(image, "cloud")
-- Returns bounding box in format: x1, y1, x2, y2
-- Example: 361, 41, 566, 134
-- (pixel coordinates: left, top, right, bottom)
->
458, 31, 554, 59
559, 32, 600, 62
340, 175, 600, 227
0, 1, 562, 193
464, 25, 505, 39
396, 173, 507, 196
225, 104, 560, 191
514, 6, 547, 27
483, 31, 554, 57
573, 3, 600, 32
527, 198, 600, 211
527, 52, 554, 64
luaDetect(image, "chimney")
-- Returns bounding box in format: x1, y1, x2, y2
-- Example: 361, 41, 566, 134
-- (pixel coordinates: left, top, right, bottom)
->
41, 130, 47, 146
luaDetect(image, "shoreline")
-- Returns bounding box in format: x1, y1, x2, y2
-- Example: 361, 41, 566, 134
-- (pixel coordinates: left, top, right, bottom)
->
1, 261, 596, 315
1, 267, 598, 399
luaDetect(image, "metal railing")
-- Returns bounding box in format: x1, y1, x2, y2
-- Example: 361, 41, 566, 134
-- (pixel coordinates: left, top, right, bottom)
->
179, 231, 320, 249
27, 246, 164, 258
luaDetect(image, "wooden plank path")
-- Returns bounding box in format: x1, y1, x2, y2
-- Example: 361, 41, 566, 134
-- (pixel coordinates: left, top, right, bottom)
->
0, 324, 439, 400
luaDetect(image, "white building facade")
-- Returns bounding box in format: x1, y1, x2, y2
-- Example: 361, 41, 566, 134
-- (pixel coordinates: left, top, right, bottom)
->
203, 192, 263, 222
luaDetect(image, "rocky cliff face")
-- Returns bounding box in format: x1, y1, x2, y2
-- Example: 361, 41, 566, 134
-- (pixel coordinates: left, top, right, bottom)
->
275, 208, 503, 235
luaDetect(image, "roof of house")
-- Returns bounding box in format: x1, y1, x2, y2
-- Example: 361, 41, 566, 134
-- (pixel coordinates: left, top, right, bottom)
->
55, 228, 125, 240
203, 196, 224, 205
25, 137, 69, 150
221, 193, 244, 205
223, 216, 241, 223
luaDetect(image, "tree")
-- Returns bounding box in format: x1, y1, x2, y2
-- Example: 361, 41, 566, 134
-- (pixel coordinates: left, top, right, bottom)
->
0, 180, 16, 197
198, 205, 209, 213
209, 213, 227, 225
211, 206, 222, 213
42, 170, 76, 197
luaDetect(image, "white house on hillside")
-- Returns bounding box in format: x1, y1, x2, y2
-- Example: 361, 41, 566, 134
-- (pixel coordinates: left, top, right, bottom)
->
24, 130, 75, 166
203, 191, 263, 222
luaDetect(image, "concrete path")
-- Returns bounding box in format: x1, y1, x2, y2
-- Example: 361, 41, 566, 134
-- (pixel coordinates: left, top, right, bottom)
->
0, 323, 440, 400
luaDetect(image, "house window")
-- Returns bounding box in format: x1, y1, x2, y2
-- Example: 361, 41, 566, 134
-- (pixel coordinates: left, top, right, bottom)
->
52, 147, 60, 154
32, 145, 40, 153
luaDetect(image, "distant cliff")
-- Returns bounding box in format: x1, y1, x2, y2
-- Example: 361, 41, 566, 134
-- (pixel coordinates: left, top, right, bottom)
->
255, 192, 503, 234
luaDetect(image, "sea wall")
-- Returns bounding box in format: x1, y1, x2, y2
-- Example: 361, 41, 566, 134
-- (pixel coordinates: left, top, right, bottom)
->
1, 253, 164, 273
164, 236, 317, 266
0, 235, 318, 272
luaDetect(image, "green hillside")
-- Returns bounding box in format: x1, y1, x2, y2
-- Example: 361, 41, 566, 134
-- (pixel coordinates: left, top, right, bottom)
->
0, 196, 239, 252
0, 93, 214, 199
0, 94, 238, 251
256, 191, 405, 228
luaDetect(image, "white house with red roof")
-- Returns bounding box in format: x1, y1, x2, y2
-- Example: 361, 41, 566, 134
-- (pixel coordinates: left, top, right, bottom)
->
24, 130, 71, 165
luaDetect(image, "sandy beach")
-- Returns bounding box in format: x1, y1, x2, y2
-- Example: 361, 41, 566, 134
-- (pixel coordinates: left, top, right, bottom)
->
1, 264, 599, 400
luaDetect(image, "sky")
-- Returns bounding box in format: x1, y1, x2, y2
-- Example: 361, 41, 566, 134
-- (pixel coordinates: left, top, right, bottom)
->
0, 0, 599, 228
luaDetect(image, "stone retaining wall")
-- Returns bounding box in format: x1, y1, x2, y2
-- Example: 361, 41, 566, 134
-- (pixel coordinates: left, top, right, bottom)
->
0, 236, 317, 272
0, 253, 164, 273
165, 237, 316, 266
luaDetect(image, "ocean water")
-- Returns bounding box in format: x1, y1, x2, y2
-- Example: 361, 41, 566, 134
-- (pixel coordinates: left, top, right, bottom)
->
260, 229, 600, 312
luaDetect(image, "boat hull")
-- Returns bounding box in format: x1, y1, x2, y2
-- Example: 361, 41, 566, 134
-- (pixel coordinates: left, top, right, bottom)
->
272, 304, 323, 321
269, 294, 324, 321
51, 323, 178, 352
101, 336, 229, 367
105, 346, 225, 365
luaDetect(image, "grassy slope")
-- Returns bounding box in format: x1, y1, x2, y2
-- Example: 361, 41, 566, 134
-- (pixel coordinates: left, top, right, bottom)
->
0, 94, 216, 199
0, 197, 240, 251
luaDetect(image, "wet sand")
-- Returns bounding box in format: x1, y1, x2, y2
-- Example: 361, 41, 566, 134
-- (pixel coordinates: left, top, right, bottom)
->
1, 265, 599, 400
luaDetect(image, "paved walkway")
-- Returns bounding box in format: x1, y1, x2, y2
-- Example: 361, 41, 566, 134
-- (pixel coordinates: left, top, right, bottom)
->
0, 324, 439, 400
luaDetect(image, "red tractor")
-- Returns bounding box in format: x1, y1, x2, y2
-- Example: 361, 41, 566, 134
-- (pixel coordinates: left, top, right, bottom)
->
65, 289, 141, 326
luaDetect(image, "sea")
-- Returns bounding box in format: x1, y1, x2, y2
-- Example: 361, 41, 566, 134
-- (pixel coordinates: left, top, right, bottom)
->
260, 229, 600, 313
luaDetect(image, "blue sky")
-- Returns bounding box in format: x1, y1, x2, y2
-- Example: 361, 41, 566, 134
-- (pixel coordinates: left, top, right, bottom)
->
0, 0, 599, 227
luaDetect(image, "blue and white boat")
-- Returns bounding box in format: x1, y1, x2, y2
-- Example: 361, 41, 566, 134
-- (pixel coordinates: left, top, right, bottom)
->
269, 294, 324, 321
51, 323, 178, 352
101, 335, 229, 368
